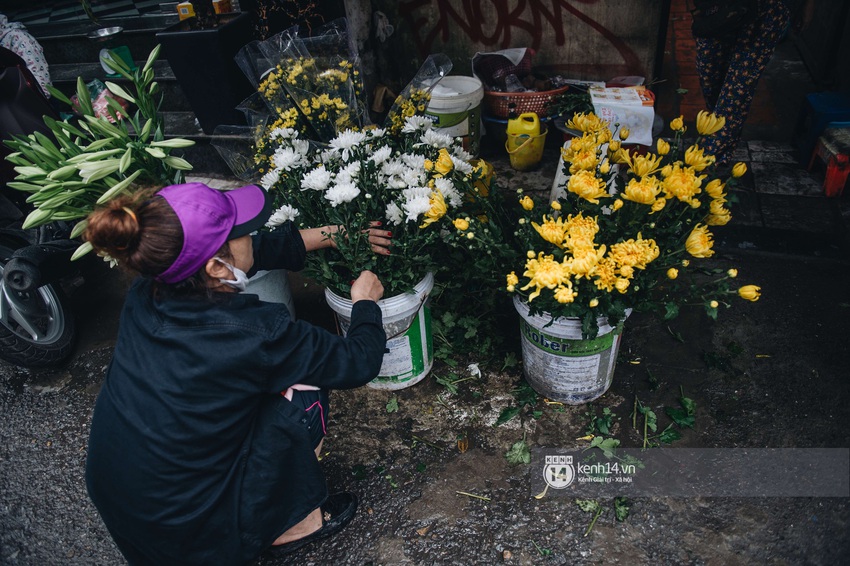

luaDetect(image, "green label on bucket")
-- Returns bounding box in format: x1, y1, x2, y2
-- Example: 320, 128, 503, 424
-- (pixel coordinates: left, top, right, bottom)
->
374, 306, 433, 383
519, 320, 618, 357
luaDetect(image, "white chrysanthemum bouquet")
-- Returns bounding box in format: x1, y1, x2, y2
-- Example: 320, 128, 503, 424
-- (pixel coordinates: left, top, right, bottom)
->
261, 116, 510, 295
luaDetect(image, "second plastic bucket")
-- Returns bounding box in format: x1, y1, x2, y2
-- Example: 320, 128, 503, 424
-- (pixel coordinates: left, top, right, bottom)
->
506, 124, 548, 171
325, 273, 434, 390
425, 76, 484, 157
514, 297, 627, 404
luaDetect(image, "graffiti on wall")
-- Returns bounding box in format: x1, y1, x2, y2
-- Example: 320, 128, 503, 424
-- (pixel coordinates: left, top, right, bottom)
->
397, 0, 642, 73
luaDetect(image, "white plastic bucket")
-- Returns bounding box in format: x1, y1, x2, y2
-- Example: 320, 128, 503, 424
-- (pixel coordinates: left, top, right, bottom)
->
513, 297, 628, 404
245, 269, 296, 319
425, 76, 484, 157
325, 273, 434, 390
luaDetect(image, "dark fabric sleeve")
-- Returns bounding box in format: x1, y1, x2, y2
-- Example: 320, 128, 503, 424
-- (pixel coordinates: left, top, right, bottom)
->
262, 300, 386, 392
249, 222, 307, 275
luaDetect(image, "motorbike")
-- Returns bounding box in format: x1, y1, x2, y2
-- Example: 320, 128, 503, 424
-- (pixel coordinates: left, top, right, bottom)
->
0, 47, 80, 367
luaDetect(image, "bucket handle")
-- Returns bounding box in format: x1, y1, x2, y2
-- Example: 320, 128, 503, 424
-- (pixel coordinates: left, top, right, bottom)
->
505, 136, 534, 155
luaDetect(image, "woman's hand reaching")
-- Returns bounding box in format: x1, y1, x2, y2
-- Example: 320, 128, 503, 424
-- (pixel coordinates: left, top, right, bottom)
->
350, 270, 384, 303
365, 221, 392, 256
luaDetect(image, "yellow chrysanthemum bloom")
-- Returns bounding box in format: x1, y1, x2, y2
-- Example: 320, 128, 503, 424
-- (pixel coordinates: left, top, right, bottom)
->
564, 213, 600, 250
732, 162, 747, 177
521, 253, 568, 301
610, 147, 631, 165
706, 210, 732, 226
532, 215, 568, 248
471, 159, 494, 197
704, 178, 726, 199
696, 110, 726, 136
609, 236, 659, 269
520, 195, 534, 210
599, 160, 611, 174
727, 269, 738, 278
629, 153, 664, 178
566, 247, 604, 279
685, 223, 715, 258
506, 271, 519, 287
656, 138, 671, 155
550, 200, 562, 211
453, 218, 470, 231
684, 145, 716, 172
619, 127, 630, 141
615, 278, 630, 294
567, 170, 608, 203
569, 150, 599, 174
667, 268, 679, 279
670, 115, 684, 131
593, 257, 618, 292
433, 148, 454, 176
567, 112, 608, 134
738, 285, 761, 301
420, 190, 448, 228
612, 198, 624, 211
619, 265, 634, 278
650, 198, 666, 214
527, 250, 536, 259
589, 298, 599, 308
554, 283, 578, 304
622, 176, 661, 205
662, 163, 704, 205
608, 140, 622, 153
709, 199, 728, 216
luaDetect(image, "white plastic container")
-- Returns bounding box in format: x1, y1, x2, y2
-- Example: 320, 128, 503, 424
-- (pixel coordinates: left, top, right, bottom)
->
325, 273, 434, 390
245, 269, 296, 319
425, 76, 484, 157
513, 296, 628, 404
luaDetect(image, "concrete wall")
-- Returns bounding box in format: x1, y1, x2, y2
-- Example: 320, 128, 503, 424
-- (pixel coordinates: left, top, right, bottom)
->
348, 0, 668, 92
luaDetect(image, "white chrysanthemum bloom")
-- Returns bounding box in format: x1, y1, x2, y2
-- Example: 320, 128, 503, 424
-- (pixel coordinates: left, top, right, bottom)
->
381, 160, 406, 177
260, 169, 281, 190
402, 186, 431, 202
453, 146, 474, 162
266, 204, 300, 227
366, 127, 386, 139
387, 175, 407, 189
451, 154, 474, 174
434, 177, 462, 207
370, 145, 392, 165
292, 138, 310, 156
402, 167, 425, 188
385, 201, 404, 225
301, 165, 332, 191
324, 182, 361, 207
419, 129, 454, 149
336, 161, 361, 184
269, 127, 296, 140
273, 147, 305, 171
401, 152, 426, 170
329, 130, 367, 161
402, 115, 434, 133
403, 195, 432, 222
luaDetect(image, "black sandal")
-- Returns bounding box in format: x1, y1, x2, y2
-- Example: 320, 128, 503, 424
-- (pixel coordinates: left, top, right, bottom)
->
268, 492, 359, 556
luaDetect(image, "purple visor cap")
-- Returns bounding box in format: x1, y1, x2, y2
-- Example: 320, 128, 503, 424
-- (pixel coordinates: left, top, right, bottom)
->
155, 183, 273, 284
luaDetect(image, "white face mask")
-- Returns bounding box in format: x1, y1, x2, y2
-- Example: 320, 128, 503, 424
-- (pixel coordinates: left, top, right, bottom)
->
213, 258, 249, 293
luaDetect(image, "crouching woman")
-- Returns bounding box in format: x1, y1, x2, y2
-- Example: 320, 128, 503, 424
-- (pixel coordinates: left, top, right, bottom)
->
84, 182, 388, 564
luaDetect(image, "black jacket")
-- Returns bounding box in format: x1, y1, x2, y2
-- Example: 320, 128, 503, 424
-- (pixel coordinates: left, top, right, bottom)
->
85, 225, 385, 564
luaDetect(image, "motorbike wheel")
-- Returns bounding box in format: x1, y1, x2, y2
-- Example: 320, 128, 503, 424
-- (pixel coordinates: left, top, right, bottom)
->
0, 244, 76, 367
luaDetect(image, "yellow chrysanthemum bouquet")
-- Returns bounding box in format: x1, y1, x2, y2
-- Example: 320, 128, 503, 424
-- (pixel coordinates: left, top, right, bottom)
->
507, 110, 761, 338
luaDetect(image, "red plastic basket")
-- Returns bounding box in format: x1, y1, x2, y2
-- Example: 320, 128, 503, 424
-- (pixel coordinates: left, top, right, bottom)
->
483, 85, 570, 118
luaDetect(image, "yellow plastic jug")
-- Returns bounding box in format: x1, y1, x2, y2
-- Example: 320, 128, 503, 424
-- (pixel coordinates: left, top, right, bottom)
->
507, 112, 540, 138
506, 112, 546, 171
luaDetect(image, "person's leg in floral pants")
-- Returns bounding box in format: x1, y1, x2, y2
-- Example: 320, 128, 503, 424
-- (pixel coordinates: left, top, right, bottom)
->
695, 0, 791, 164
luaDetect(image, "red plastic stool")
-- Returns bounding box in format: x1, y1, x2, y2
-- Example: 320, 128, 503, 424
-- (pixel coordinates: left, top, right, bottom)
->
808, 122, 850, 197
